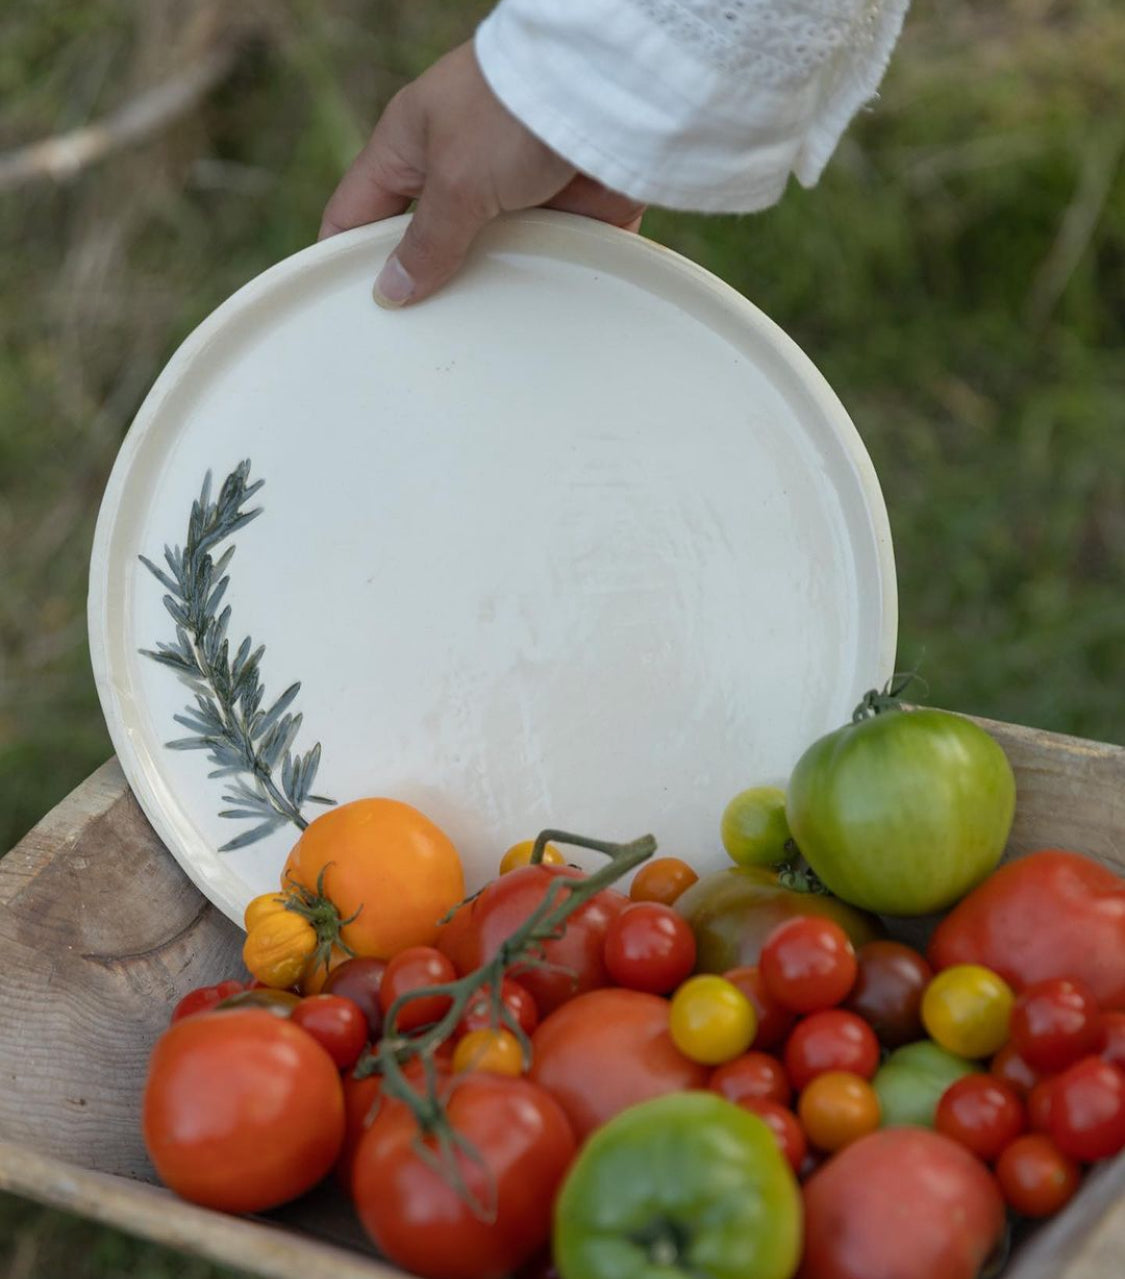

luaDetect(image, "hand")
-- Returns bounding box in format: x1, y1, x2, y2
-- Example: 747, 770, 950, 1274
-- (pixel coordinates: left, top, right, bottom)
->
319, 42, 645, 307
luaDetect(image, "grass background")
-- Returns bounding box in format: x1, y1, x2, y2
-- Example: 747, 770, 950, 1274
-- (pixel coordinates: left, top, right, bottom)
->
2, 0, 1124, 1273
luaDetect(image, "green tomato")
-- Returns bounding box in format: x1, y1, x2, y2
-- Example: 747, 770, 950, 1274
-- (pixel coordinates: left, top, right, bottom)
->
873, 1040, 979, 1128
554, 1092, 801, 1279
720, 787, 795, 868
786, 706, 1016, 916
676, 866, 884, 974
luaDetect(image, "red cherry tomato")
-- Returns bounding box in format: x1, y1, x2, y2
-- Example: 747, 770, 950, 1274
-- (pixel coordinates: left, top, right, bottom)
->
991, 1042, 1044, 1099
760, 916, 857, 1013
935, 1075, 1026, 1163
170, 980, 247, 1022
379, 947, 457, 1034
995, 1134, 1082, 1218
291, 994, 369, 1071
457, 977, 540, 1039
1048, 1056, 1125, 1162
736, 1097, 807, 1172
322, 957, 387, 1040
1028, 1078, 1056, 1133
336, 1067, 384, 1195
783, 1010, 880, 1091
1103, 1011, 1125, 1070
722, 966, 796, 1052
603, 902, 697, 994
1010, 977, 1105, 1073
843, 940, 932, 1047
709, 1051, 792, 1107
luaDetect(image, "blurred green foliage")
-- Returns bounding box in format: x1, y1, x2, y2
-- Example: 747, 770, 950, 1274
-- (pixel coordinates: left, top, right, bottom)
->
1, 0, 1124, 1273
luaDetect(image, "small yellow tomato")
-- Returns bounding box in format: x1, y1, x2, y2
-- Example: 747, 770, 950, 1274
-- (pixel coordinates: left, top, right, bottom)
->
798, 1071, 881, 1152
243, 892, 290, 933
922, 964, 1014, 1059
499, 839, 565, 875
720, 787, 794, 868
669, 975, 757, 1065
452, 1028, 525, 1076
242, 911, 318, 989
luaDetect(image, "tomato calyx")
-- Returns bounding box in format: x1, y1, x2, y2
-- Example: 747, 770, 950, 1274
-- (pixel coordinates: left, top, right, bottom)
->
849, 669, 927, 723
628, 1216, 693, 1269
280, 863, 360, 983
775, 863, 828, 896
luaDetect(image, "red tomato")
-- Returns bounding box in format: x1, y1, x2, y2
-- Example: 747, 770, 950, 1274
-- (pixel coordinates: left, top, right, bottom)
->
337, 1068, 383, 1194
991, 1042, 1044, 1099
1102, 1011, 1125, 1070
435, 898, 478, 975
380, 947, 457, 1033
710, 1051, 792, 1107
352, 1074, 576, 1279
1009, 977, 1105, 1073
603, 902, 696, 994
1028, 1078, 1056, 1133
928, 850, 1125, 1011
460, 865, 629, 1015
783, 1010, 880, 1091
723, 965, 796, 1051
737, 1097, 807, 1172
458, 977, 540, 1039
801, 1129, 1006, 1279
935, 1075, 1026, 1163
1048, 1056, 1125, 1162
170, 980, 247, 1022
529, 988, 708, 1140
995, 1134, 1081, 1218
291, 995, 369, 1070
322, 957, 387, 1040
843, 940, 932, 1047
143, 1009, 345, 1212
761, 916, 857, 1013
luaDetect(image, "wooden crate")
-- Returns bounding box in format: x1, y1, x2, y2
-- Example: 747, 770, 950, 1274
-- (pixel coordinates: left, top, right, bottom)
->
1, 716, 1123, 1279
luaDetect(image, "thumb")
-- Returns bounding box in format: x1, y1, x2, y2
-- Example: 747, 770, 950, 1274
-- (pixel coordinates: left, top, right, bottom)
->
374, 181, 494, 308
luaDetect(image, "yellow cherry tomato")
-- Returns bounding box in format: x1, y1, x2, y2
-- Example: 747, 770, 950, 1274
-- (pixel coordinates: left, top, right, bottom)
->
452, 1028, 525, 1076
798, 1071, 881, 1152
242, 911, 318, 989
922, 964, 1014, 1059
243, 891, 290, 933
499, 839, 565, 875
669, 975, 757, 1065
720, 787, 795, 868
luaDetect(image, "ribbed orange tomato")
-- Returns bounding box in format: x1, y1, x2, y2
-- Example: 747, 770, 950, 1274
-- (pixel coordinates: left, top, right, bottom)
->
283, 798, 465, 961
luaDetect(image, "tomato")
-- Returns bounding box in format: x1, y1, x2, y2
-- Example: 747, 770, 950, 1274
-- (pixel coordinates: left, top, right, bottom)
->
1028, 1078, 1056, 1133
798, 1072, 881, 1153
800, 1128, 1007, 1279
459, 865, 629, 1015
500, 839, 564, 874
928, 849, 1125, 1011
669, 975, 756, 1065
283, 797, 465, 960
935, 1075, 1025, 1162
873, 1040, 978, 1128
1047, 1055, 1125, 1162
142, 1009, 345, 1212
529, 989, 708, 1140
921, 964, 1013, 1059
786, 706, 1015, 916
995, 1134, 1081, 1218
603, 902, 696, 994
170, 980, 247, 1022
380, 946, 457, 1033
453, 1027, 525, 1076
554, 1092, 801, 1279
783, 1010, 880, 1091
991, 1042, 1044, 1098
710, 1052, 792, 1107
676, 865, 883, 975
738, 1097, 808, 1172
1103, 1011, 1125, 1070
300, 943, 352, 995
215, 987, 300, 1015
458, 977, 539, 1039
242, 908, 317, 989
760, 916, 857, 1013
353, 1074, 576, 1279
722, 966, 796, 1051
843, 940, 932, 1048
720, 786, 794, 868
290, 994, 368, 1070
629, 856, 699, 906
1010, 977, 1105, 1073
321, 956, 386, 1039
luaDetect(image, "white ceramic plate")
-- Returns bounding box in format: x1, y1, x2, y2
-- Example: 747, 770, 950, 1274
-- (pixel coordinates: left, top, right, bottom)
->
88, 211, 897, 926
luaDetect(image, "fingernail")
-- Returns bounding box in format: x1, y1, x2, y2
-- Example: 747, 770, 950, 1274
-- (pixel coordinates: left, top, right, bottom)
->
373, 254, 414, 308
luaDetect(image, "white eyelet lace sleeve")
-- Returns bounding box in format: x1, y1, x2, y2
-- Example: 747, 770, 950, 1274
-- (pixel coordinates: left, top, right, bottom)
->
475, 0, 910, 211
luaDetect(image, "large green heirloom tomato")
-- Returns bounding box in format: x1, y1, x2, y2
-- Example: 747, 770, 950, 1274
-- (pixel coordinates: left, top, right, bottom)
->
786, 705, 1016, 916
554, 1092, 800, 1279
676, 866, 883, 974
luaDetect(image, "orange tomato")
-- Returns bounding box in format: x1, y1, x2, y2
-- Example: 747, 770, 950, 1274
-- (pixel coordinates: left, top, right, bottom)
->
798, 1071, 881, 1153
453, 1029, 525, 1076
629, 857, 699, 906
300, 943, 353, 995
283, 799, 465, 961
